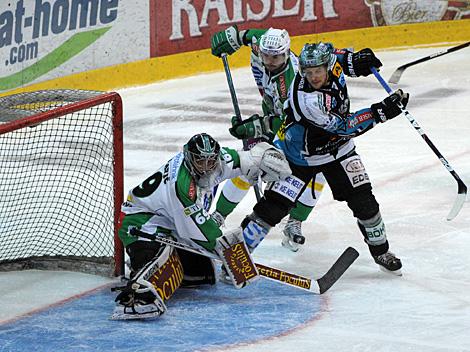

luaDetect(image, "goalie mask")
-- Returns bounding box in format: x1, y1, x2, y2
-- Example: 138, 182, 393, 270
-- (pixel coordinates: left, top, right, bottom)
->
184, 133, 222, 188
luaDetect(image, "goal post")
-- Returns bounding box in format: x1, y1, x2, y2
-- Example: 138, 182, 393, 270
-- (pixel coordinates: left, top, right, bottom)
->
0, 90, 124, 276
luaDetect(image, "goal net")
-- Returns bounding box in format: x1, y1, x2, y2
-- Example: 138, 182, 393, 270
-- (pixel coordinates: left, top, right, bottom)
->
0, 90, 124, 276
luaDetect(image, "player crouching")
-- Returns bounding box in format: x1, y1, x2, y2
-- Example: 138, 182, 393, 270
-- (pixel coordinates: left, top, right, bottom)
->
111, 133, 291, 320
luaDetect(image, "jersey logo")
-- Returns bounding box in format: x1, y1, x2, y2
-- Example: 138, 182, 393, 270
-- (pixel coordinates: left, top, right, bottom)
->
188, 179, 197, 201
279, 75, 287, 100
183, 204, 202, 217
332, 62, 343, 78
277, 120, 287, 141
271, 175, 305, 202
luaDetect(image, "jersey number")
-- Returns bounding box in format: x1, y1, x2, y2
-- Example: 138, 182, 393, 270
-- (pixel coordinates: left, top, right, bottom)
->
132, 172, 162, 198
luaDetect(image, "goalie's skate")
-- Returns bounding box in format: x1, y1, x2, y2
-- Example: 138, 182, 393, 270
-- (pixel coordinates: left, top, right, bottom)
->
111, 299, 166, 320
373, 251, 402, 276
218, 264, 232, 285
111, 281, 167, 320
281, 217, 305, 252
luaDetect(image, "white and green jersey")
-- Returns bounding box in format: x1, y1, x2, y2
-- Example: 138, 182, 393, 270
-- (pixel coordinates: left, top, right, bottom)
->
119, 148, 242, 251
242, 29, 299, 122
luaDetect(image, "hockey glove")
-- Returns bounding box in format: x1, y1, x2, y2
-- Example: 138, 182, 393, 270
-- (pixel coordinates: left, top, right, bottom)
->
239, 142, 291, 183
229, 114, 273, 141
344, 48, 383, 77
211, 25, 243, 57
371, 89, 409, 123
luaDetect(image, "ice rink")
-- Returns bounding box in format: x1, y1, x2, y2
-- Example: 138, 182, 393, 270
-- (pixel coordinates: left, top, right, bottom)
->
1, 45, 470, 352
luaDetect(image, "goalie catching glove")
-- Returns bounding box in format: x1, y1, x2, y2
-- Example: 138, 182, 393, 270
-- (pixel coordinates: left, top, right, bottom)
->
239, 142, 291, 184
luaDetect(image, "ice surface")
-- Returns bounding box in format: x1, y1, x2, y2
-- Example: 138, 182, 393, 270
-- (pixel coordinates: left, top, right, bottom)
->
1, 46, 469, 352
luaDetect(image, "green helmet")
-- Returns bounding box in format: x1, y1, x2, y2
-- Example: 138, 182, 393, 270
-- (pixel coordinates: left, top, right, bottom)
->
299, 42, 335, 70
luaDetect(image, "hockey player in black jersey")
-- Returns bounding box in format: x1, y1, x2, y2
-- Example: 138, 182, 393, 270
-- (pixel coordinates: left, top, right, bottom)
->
231, 42, 408, 275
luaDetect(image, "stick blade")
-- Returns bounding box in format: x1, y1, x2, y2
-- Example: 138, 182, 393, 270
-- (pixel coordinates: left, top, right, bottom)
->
447, 182, 467, 221
317, 247, 359, 294
388, 67, 405, 84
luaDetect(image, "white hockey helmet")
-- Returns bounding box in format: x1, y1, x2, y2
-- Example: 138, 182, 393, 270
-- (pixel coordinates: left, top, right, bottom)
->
259, 28, 290, 57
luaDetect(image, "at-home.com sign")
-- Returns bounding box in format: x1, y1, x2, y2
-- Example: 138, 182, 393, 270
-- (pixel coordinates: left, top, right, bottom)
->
150, 0, 374, 57
1, 0, 118, 68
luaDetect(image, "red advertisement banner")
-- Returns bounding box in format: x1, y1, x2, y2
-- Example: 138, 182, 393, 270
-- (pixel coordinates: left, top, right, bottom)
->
150, 0, 470, 57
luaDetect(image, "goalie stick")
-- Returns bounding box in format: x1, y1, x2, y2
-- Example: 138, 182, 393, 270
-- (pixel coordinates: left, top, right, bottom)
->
372, 67, 467, 221
388, 42, 470, 84
130, 228, 359, 294
221, 53, 262, 201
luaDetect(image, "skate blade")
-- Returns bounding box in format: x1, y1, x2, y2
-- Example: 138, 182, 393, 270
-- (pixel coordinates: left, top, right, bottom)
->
110, 310, 163, 320
110, 303, 165, 321
281, 237, 299, 252
378, 265, 402, 277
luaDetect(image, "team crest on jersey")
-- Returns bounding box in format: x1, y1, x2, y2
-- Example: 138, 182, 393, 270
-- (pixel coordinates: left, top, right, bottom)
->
332, 62, 343, 78
276, 120, 287, 141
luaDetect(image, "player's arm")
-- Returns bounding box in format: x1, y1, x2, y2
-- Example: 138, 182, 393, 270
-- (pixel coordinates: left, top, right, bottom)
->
292, 90, 409, 137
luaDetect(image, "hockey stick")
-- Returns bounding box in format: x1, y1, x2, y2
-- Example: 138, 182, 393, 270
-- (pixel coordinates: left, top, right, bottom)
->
221, 53, 262, 201
372, 67, 467, 220
130, 228, 358, 294
388, 42, 470, 84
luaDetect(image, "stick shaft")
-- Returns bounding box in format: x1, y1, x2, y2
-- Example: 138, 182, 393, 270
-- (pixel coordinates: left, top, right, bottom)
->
400, 42, 470, 69
388, 42, 470, 83
372, 67, 467, 220
221, 54, 262, 200
130, 228, 318, 293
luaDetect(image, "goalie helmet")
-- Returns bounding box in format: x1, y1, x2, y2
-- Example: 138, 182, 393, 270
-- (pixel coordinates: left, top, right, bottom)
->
184, 133, 221, 187
299, 42, 335, 71
259, 28, 290, 57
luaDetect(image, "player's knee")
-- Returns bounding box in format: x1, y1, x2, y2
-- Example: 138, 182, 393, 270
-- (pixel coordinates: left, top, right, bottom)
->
253, 190, 292, 226
347, 189, 379, 220
241, 212, 272, 251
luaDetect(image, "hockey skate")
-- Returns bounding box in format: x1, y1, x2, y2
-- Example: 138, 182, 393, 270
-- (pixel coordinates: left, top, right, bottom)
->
373, 251, 402, 276
281, 217, 305, 252
218, 264, 232, 285
111, 281, 167, 320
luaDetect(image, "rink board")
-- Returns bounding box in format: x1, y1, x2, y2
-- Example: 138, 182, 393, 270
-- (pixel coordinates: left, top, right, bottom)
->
0, 277, 324, 352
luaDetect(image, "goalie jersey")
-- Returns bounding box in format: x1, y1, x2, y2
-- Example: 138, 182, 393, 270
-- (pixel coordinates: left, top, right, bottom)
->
119, 147, 243, 252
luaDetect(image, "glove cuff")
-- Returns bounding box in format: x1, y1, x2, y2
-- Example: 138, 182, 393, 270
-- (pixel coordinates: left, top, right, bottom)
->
370, 103, 387, 123
345, 51, 358, 77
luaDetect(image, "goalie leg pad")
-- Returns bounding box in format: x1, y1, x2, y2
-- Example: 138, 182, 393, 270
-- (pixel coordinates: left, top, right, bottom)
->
112, 243, 183, 320
214, 228, 259, 289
